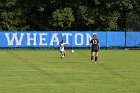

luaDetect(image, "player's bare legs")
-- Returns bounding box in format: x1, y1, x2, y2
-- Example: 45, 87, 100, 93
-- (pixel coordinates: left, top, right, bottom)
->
91, 51, 98, 63
60, 51, 64, 58
91, 52, 95, 62
95, 52, 98, 63
60, 50, 66, 58
63, 50, 66, 56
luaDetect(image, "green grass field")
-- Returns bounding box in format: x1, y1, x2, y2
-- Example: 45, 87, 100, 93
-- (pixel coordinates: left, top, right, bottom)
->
0, 50, 140, 93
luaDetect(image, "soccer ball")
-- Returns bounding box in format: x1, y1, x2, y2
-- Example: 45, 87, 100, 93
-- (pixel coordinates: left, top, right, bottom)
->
71, 50, 74, 53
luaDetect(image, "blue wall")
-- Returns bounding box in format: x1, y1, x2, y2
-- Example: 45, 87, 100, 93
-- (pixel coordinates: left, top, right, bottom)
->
107, 32, 125, 47
126, 32, 140, 47
0, 31, 139, 47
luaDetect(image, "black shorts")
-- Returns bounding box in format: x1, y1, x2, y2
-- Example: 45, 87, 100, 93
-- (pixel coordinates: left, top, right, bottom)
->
91, 49, 99, 52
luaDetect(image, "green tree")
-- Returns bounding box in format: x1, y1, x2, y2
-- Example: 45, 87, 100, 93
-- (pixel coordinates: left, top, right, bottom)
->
50, 7, 75, 30
0, 0, 29, 30
0, 0, 139, 31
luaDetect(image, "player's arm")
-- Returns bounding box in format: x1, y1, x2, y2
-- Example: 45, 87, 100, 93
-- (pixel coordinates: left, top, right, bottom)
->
97, 40, 100, 50
89, 40, 92, 50
58, 43, 60, 46
90, 39, 92, 43
98, 43, 100, 50
64, 43, 69, 46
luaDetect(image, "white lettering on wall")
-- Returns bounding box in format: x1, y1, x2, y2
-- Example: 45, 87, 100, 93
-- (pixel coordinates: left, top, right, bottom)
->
86, 33, 92, 45
62, 33, 72, 44
50, 33, 59, 45
75, 33, 83, 45
39, 33, 48, 45
27, 33, 37, 46
5, 33, 24, 45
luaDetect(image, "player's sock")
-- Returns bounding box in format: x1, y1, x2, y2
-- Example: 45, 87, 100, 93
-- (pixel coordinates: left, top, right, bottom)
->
91, 56, 94, 60
61, 53, 64, 58
95, 56, 98, 62
62, 53, 65, 57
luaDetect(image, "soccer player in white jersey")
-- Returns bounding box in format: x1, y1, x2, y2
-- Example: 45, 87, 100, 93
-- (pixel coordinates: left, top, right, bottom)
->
59, 40, 68, 58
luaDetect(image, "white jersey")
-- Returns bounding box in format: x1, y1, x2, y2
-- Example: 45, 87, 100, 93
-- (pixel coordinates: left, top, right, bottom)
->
59, 43, 66, 51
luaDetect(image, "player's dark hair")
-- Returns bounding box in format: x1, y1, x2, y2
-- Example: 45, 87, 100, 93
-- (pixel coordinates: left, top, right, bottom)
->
61, 40, 64, 43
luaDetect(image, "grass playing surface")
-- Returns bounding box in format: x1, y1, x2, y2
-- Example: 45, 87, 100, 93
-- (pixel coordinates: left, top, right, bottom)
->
0, 50, 140, 93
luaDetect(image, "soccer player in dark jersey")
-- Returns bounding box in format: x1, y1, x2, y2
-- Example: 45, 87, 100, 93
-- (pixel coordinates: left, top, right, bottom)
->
90, 33, 100, 63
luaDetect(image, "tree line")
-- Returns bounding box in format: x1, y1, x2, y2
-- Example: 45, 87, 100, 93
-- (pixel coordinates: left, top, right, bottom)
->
0, 0, 140, 31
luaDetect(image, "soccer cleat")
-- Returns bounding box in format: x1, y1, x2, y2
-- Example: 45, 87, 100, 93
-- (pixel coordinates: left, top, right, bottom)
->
94, 61, 97, 63
91, 60, 94, 63
61, 55, 64, 59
